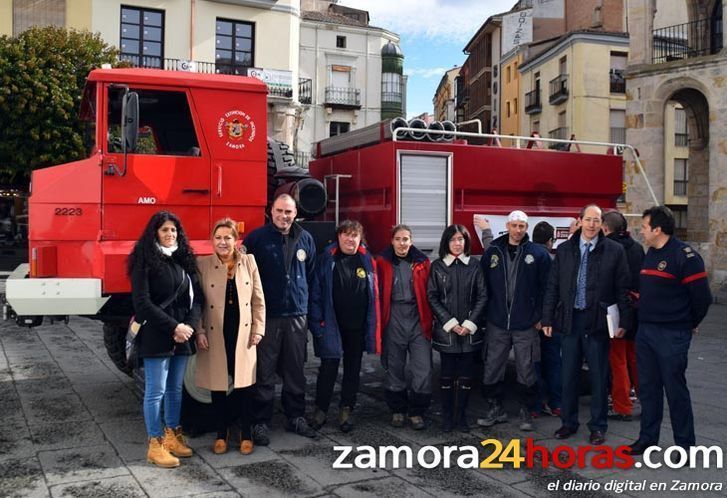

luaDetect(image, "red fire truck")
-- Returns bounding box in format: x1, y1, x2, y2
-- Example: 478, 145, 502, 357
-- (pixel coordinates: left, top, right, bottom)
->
4, 68, 326, 375
5, 68, 640, 386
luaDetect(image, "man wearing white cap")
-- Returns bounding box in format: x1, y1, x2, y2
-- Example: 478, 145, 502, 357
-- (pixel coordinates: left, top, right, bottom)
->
478, 210, 551, 431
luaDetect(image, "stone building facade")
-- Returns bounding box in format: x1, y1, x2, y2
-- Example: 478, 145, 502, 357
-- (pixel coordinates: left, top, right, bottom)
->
626, 0, 727, 296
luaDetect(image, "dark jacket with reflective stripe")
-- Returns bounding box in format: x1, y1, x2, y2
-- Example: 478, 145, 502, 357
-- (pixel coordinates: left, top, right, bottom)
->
639, 236, 711, 329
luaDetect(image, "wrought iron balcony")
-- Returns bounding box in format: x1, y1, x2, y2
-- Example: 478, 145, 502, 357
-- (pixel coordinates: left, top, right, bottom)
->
324, 86, 361, 108
119, 56, 294, 98
524, 89, 541, 114
294, 151, 311, 167
548, 127, 570, 149
299, 78, 312, 105
610, 69, 626, 93
455, 86, 469, 109
652, 18, 722, 64
549, 74, 568, 104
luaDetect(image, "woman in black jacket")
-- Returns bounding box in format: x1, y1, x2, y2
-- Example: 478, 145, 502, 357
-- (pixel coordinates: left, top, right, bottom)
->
427, 224, 487, 432
128, 211, 201, 468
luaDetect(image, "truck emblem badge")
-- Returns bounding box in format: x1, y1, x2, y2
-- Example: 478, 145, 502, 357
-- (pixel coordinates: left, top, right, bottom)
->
490, 254, 499, 268
525, 254, 534, 264
226, 119, 248, 139
218, 110, 256, 150
296, 249, 307, 262
137, 196, 157, 204
657, 260, 667, 271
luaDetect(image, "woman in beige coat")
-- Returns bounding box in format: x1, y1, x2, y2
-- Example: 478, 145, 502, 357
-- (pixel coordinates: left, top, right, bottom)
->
195, 218, 265, 455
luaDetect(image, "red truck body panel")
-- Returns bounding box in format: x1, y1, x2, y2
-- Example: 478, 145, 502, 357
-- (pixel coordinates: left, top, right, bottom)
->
309, 140, 623, 254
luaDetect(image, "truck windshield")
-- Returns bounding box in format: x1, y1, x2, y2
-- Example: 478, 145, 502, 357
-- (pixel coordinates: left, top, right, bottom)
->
107, 88, 201, 156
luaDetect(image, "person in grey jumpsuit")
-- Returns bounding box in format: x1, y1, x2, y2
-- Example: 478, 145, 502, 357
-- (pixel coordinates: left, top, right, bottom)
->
376, 225, 434, 429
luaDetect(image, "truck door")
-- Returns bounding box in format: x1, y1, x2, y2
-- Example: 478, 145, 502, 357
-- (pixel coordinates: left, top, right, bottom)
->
102, 86, 210, 241
398, 152, 452, 254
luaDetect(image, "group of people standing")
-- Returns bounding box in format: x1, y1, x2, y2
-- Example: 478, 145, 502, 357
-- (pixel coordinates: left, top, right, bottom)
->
128, 195, 712, 469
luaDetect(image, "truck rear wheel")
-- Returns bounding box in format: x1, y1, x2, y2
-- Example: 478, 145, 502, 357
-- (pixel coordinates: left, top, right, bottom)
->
267, 138, 296, 206
102, 321, 133, 377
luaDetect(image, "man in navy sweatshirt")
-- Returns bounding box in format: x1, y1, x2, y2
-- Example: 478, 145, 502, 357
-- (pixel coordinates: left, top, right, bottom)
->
628, 205, 712, 455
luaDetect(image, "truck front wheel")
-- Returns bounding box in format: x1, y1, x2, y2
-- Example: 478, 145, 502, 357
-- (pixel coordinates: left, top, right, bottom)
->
102, 321, 133, 377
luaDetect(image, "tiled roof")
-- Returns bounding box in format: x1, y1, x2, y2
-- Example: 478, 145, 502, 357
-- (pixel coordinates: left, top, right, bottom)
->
301, 10, 368, 27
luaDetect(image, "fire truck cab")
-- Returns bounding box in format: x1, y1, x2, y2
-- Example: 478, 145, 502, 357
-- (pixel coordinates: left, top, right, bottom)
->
6, 69, 272, 323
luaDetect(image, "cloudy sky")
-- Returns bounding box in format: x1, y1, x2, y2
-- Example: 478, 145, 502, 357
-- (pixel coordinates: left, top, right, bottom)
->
338, 0, 515, 118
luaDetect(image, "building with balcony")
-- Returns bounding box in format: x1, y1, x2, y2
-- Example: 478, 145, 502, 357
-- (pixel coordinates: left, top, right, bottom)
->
625, 0, 727, 295
500, 49, 523, 143
297, 1, 403, 163
433, 66, 460, 122
458, 14, 501, 133
2, 0, 303, 146
518, 30, 629, 153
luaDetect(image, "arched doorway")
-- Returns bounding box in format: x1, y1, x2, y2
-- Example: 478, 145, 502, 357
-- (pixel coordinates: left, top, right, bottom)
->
662, 87, 710, 242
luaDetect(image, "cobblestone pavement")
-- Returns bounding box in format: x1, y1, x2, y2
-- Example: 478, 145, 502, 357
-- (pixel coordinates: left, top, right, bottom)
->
0, 305, 726, 497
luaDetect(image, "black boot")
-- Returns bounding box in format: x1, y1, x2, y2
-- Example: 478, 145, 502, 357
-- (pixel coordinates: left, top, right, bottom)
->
440, 377, 454, 432
455, 377, 472, 432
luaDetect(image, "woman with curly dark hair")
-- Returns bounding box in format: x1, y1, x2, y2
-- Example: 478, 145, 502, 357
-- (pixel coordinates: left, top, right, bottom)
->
128, 211, 201, 468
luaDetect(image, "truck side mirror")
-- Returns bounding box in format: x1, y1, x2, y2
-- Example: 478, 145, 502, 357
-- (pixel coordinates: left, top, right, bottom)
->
122, 91, 139, 153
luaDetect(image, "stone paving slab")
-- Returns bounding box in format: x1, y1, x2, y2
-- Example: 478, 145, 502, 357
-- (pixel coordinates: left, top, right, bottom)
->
37, 445, 130, 486
216, 459, 325, 497
1, 306, 727, 496
48, 475, 146, 498
0, 457, 49, 498
128, 456, 232, 497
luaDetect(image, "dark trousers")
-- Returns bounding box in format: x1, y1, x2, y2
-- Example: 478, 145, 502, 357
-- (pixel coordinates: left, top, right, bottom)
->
315, 327, 365, 411
440, 351, 476, 424
211, 387, 253, 439
481, 324, 539, 408
440, 351, 476, 380
535, 331, 563, 411
637, 323, 695, 447
251, 316, 308, 424
560, 309, 609, 433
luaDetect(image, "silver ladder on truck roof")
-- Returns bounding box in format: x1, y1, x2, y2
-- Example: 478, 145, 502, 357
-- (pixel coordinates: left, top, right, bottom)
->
390, 124, 659, 209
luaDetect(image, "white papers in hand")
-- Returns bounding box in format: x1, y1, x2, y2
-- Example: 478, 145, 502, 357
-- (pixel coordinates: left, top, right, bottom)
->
606, 304, 620, 338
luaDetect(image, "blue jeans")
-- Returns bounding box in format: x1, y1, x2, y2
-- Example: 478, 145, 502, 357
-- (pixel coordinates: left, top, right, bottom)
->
143, 355, 189, 438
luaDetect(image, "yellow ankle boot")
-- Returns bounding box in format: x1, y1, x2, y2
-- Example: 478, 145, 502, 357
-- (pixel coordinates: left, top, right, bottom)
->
163, 427, 193, 458
147, 437, 180, 468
